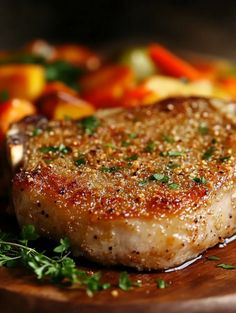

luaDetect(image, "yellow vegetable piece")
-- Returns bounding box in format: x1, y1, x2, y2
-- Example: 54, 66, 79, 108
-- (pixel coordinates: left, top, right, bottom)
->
0, 65, 45, 100
53, 100, 95, 120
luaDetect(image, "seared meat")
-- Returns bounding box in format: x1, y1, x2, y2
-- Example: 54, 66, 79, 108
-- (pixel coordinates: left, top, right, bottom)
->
10, 97, 236, 270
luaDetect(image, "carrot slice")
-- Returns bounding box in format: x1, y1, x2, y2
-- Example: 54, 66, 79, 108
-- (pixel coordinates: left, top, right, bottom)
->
149, 44, 200, 80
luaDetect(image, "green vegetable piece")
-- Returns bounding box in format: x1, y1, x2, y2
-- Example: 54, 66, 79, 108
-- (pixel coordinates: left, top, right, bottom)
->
119, 47, 156, 81
124, 154, 138, 161
75, 157, 86, 166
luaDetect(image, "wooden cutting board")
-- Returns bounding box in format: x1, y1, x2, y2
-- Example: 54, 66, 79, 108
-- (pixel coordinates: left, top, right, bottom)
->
1, 212, 236, 313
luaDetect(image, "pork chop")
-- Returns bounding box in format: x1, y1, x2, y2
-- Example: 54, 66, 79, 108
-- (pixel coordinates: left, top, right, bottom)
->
9, 97, 236, 270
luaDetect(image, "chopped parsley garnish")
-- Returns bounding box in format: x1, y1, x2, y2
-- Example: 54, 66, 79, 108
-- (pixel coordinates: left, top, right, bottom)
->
32, 127, 42, 137
198, 125, 208, 135
168, 183, 179, 190
207, 256, 220, 261
104, 143, 117, 149
138, 179, 148, 187
75, 157, 86, 167
128, 133, 137, 139
167, 162, 180, 169
0, 90, 9, 102
149, 173, 169, 183
39, 144, 72, 155
118, 272, 132, 291
80, 116, 100, 135
219, 156, 230, 162
124, 154, 138, 161
202, 146, 215, 160
156, 279, 169, 289
193, 177, 207, 184
217, 263, 236, 269
100, 166, 121, 173
121, 140, 131, 147
144, 141, 155, 153
162, 135, 175, 143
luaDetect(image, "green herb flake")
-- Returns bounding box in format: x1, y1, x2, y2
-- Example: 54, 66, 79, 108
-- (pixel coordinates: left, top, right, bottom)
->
157, 279, 169, 289
219, 156, 231, 162
217, 263, 236, 269
118, 272, 132, 291
75, 157, 86, 167
149, 173, 169, 183
53, 238, 70, 254
198, 125, 209, 135
124, 154, 138, 161
167, 151, 183, 157
80, 116, 100, 135
100, 166, 121, 173
21, 225, 39, 242
144, 141, 155, 153
128, 133, 137, 139
39, 144, 72, 155
202, 146, 215, 160
167, 162, 180, 169
104, 143, 117, 149
32, 128, 42, 137
207, 255, 220, 261
193, 177, 207, 184
162, 135, 175, 144
168, 183, 179, 190
0, 90, 9, 102
121, 140, 131, 147
138, 179, 148, 187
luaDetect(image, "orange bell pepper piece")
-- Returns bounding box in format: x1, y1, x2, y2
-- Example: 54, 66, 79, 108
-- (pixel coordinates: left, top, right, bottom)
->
80, 65, 134, 108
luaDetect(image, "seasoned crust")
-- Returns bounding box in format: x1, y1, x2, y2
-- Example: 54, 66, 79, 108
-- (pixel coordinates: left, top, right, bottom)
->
12, 97, 236, 219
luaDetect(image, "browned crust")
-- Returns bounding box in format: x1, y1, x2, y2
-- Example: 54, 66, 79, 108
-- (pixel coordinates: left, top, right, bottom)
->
12, 97, 236, 220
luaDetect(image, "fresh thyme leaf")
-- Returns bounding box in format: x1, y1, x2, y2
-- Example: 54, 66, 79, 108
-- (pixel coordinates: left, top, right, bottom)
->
157, 279, 169, 289
0, 90, 9, 102
149, 173, 169, 183
80, 116, 100, 135
144, 141, 155, 153
21, 225, 39, 241
202, 146, 215, 160
207, 256, 220, 261
193, 177, 207, 184
118, 271, 132, 291
217, 263, 236, 269
124, 154, 138, 161
53, 238, 70, 254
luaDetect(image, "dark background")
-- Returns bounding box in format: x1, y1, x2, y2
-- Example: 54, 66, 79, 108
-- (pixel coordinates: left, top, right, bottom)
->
0, 0, 236, 58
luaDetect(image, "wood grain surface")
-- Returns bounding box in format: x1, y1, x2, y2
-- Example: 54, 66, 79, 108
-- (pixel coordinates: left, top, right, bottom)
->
1, 211, 236, 313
